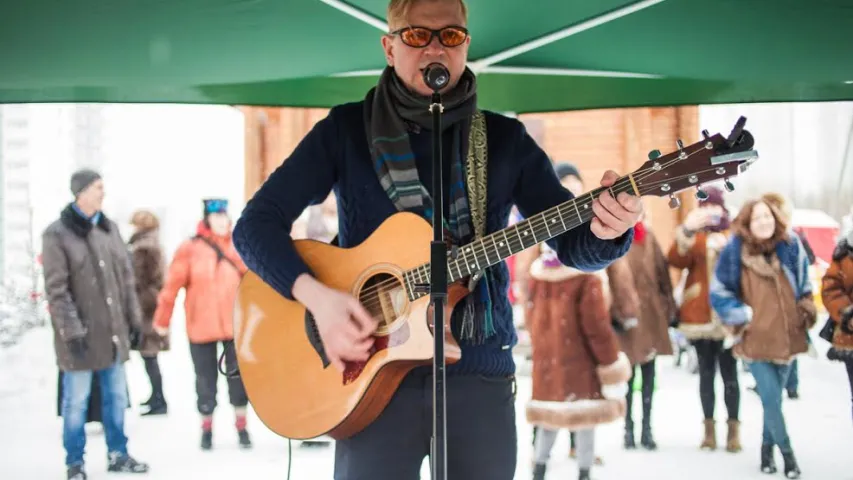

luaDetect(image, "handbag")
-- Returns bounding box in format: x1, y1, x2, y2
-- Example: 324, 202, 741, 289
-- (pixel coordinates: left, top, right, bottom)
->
818, 317, 835, 343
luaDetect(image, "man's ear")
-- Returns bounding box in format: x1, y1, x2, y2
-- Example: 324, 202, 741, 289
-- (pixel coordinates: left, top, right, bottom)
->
380, 35, 394, 66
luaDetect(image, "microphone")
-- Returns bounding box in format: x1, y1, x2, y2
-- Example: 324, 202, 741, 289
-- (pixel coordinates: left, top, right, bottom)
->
422, 63, 450, 92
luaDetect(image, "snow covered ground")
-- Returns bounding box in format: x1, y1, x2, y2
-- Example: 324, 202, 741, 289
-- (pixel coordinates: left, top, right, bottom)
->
2, 308, 852, 479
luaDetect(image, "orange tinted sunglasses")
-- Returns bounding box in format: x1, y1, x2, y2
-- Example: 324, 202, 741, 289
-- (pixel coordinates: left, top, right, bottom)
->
390, 26, 469, 48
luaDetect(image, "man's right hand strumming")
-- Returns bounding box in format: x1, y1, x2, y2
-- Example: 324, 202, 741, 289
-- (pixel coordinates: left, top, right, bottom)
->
293, 274, 378, 372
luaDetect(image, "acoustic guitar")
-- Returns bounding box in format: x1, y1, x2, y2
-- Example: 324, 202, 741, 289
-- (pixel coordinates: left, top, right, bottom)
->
233, 117, 758, 441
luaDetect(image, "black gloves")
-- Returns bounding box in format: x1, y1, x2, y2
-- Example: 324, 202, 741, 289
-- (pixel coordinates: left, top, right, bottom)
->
129, 327, 142, 350
67, 337, 87, 360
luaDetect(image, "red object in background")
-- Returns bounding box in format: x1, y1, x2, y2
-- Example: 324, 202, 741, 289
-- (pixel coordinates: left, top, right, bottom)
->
790, 209, 841, 264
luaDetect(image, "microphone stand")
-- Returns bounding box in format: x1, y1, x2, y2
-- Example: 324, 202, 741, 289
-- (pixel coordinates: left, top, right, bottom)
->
428, 88, 448, 480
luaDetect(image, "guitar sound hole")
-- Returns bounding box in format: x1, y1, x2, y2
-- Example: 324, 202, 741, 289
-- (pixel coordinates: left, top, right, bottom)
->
358, 272, 406, 334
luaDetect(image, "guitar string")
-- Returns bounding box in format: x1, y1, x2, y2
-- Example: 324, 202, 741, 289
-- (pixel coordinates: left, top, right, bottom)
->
356, 165, 725, 318
354, 147, 722, 311
402, 144, 715, 288
355, 147, 717, 313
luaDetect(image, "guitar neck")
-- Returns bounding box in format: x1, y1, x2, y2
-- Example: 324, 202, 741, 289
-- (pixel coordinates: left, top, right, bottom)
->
404, 176, 637, 295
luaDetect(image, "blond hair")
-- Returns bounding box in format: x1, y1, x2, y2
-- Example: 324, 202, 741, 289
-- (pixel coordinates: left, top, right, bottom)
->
387, 0, 468, 30
130, 209, 160, 231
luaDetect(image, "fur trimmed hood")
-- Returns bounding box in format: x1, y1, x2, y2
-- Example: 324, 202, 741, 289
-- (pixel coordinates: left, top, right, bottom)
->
526, 352, 632, 431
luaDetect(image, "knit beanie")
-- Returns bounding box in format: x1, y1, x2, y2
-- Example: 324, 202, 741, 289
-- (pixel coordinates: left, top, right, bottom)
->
554, 162, 581, 181
70, 168, 102, 197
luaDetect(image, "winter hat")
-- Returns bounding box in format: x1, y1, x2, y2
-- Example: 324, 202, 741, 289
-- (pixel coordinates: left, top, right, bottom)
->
202, 198, 229, 216
554, 162, 581, 181
69, 168, 102, 197
701, 185, 726, 209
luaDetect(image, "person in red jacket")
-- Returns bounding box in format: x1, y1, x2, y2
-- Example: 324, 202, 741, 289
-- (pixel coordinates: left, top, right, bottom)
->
153, 198, 251, 450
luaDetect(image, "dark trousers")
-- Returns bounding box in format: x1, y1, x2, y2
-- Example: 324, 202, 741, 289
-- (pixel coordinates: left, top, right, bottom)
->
142, 355, 165, 402
626, 359, 656, 428
693, 339, 740, 420
189, 341, 247, 416
333, 369, 517, 480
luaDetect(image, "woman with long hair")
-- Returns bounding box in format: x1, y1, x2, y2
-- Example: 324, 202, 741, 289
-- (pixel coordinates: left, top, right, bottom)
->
710, 198, 816, 478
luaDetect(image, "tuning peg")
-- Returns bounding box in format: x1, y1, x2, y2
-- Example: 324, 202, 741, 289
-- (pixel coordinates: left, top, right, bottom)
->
676, 139, 687, 159
648, 149, 661, 160
668, 195, 681, 209
724, 179, 735, 192
695, 187, 709, 201
702, 129, 711, 140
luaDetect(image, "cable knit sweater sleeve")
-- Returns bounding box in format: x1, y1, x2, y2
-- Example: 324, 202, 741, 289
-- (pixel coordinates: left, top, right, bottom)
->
510, 120, 633, 271
232, 109, 340, 300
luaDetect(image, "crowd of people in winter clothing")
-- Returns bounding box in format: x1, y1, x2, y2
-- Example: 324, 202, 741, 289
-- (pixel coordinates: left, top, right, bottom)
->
513, 162, 853, 480
42, 164, 853, 480
45, 169, 251, 480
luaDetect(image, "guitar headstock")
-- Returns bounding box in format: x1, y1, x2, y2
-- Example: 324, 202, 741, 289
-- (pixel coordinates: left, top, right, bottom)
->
632, 116, 758, 209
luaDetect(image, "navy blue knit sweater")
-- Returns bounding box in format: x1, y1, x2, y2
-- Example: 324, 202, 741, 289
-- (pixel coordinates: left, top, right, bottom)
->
232, 101, 633, 377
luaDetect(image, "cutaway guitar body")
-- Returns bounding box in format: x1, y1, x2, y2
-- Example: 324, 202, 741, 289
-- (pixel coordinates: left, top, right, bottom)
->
233, 212, 463, 440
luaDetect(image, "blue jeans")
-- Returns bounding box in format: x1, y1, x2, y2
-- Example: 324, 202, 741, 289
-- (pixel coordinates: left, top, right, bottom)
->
62, 358, 129, 466
786, 358, 799, 393
748, 361, 793, 453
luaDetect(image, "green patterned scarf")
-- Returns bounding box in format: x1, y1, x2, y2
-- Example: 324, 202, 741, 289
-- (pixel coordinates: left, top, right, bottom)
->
363, 66, 495, 343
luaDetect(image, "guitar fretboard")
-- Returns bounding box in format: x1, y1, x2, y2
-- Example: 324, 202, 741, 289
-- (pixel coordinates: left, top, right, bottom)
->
403, 176, 636, 300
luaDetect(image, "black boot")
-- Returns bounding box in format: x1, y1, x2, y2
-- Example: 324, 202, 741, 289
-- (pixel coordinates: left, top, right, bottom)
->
760, 444, 777, 474
107, 453, 149, 473
238, 429, 253, 449
640, 422, 658, 450
532, 463, 546, 480
624, 420, 636, 449
67, 465, 87, 480
201, 430, 213, 450
578, 467, 591, 480
141, 393, 167, 416
782, 451, 801, 479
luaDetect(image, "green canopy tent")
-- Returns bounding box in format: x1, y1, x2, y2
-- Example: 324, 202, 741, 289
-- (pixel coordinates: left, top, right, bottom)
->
2, 0, 852, 112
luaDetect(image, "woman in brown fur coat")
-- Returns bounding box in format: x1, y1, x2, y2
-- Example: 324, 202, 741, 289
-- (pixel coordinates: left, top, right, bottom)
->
612, 215, 678, 451
667, 187, 741, 452
128, 210, 168, 415
525, 163, 633, 480
820, 229, 853, 424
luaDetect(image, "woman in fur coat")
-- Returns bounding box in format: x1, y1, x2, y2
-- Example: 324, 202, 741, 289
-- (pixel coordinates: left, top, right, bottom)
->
128, 210, 168, 415
820, 229, 853, 423
612, 215, 678, 450
667, 187, 741, 452
710, 198, 816, 478
524, 162, 633, 480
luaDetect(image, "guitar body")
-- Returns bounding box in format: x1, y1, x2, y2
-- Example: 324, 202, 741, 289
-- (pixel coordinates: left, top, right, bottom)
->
233, 212, 464, 440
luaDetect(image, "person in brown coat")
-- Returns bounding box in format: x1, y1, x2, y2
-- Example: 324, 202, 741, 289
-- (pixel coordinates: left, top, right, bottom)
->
43, 169, 150, 479
667, 187, 741, 452
710, 198, 816, 478
525, 246, 633, 480
820, 229, 853, 423
524, 162, 634, 480
612, 215, 678, 450
128, 210, 168, 416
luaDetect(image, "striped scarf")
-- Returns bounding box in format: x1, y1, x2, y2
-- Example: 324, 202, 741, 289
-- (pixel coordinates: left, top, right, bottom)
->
363, 66, 496, 343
